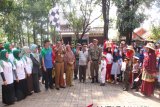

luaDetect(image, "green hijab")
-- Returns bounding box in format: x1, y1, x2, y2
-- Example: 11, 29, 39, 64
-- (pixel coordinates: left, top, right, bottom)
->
4, 42, 12, 53
13, 49, 21, 60
0, 49, 9, 62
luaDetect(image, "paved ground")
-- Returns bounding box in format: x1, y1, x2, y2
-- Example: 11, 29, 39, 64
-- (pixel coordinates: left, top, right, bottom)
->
0, 79, 160, 107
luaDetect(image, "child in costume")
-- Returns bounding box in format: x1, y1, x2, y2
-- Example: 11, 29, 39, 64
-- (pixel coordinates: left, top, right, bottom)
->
99, 54, 107, 86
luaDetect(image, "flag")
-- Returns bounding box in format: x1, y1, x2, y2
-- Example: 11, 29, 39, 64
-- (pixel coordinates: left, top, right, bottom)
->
49, 4, 60, 31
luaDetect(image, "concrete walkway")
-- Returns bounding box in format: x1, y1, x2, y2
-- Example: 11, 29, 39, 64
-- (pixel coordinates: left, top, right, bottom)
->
0, 80, 160, 107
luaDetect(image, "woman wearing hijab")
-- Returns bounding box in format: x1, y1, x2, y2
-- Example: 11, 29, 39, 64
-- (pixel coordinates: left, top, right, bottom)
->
4, 42, 14, 63
13, 49, 28, 101
64, 45, 75, 87
0, 50, 15, 105
30, 44, 41, 93
141, 43, 157, 96
21, 46, 33, 95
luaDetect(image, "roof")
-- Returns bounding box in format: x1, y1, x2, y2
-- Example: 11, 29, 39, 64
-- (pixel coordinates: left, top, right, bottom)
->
132, 28, 147, 39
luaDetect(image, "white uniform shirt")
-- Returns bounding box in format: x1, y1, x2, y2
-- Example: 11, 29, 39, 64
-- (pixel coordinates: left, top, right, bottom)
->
79, 51, 88, 65
22, 57, 32, 74
8, 53, 14, 63
0, 61, 14, 84
106, 53, 113, 64
13, 59, 26, 80
121, 62, 126, 71
101, 60, 107, 71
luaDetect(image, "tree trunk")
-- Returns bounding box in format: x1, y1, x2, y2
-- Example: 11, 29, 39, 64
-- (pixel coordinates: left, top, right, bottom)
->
40, 21, 43, 46
33, 16, 36, 44
125, 0, 131, 45
102, 0, 110, 40
33, 26, 36, 44
47, 18, 49, 39
129, 29, 133, 45
19, 32, 22, 48
27, 20, 30, 46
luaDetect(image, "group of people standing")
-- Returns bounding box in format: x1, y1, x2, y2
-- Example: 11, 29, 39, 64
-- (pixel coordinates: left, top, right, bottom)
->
0, 38, 160, 105
99, 41, 159, 97
0, 42, 41, 105
73, 39, 159, 97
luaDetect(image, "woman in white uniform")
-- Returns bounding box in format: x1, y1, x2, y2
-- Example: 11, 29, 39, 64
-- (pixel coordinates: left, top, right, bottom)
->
0, 50, 15, 105
4, 42, 14, 63
13, 49, 28, 101
22, 46, 33, 95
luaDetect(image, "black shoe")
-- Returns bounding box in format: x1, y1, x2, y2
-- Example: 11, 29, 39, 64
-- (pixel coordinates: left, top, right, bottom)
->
56, 88, 60, 90
96, 78, 99, 83
60, 86, 65, 88
91, 79, 94, 83
28, 92, 32, 96
50, 86, 54, 89
45, 88, 48, 91
42, 81, 45, 84
35, 90, 41, 93
74, 77, 78, 80
14, 97, 17, 102
100, 83, 105, 86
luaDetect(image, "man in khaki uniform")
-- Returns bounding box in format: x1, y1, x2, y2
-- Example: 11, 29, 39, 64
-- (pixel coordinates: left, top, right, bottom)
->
89, 39, 102, 83
55, 40, 66, 90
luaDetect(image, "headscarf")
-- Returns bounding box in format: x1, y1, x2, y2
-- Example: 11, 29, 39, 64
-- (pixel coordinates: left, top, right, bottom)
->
30, 44, 38, 52
0, 49, 9, 62
4, 42, 12, 53
13, 49, 21, 60
21, 46, 30, 57
30, 44, 39, 62
113, 50, 121, 62
66, 44, 71, 52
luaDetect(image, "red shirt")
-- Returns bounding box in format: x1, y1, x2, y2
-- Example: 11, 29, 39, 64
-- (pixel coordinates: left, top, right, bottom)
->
143, 51, 157, 74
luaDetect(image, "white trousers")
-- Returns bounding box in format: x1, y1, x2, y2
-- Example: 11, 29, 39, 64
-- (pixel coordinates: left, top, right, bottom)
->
100, 68, 106, 84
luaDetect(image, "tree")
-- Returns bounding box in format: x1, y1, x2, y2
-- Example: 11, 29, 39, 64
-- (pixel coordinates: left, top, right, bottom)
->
61, 0, 102, 43
151, 24, 160, 41
113, 0, 154, 45
102, 0, 110, 40
0, 0, 57, 46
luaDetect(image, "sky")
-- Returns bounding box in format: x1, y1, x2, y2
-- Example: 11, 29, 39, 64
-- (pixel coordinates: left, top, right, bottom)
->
58, 1, 160, 39
141, 4, 160, 30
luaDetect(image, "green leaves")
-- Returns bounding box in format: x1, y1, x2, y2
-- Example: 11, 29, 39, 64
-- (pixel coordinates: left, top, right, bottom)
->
112, 0, 155, 44
0, 0, 57, 45
61, 0, 101, 41
151, 24, 160, 41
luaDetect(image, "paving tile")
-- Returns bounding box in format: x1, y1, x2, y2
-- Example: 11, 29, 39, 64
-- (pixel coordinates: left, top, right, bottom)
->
0, 79, 160, 107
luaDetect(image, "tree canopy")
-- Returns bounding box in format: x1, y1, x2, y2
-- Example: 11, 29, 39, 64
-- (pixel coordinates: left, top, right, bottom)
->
112, 0, 154, 45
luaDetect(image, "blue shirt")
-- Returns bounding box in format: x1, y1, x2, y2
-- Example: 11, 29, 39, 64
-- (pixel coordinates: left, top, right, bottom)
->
41, 48, 53, 69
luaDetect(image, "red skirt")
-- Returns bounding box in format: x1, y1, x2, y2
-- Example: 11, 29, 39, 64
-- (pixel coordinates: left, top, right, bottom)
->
106, 64, 112, 81
141, 80, 155, 96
